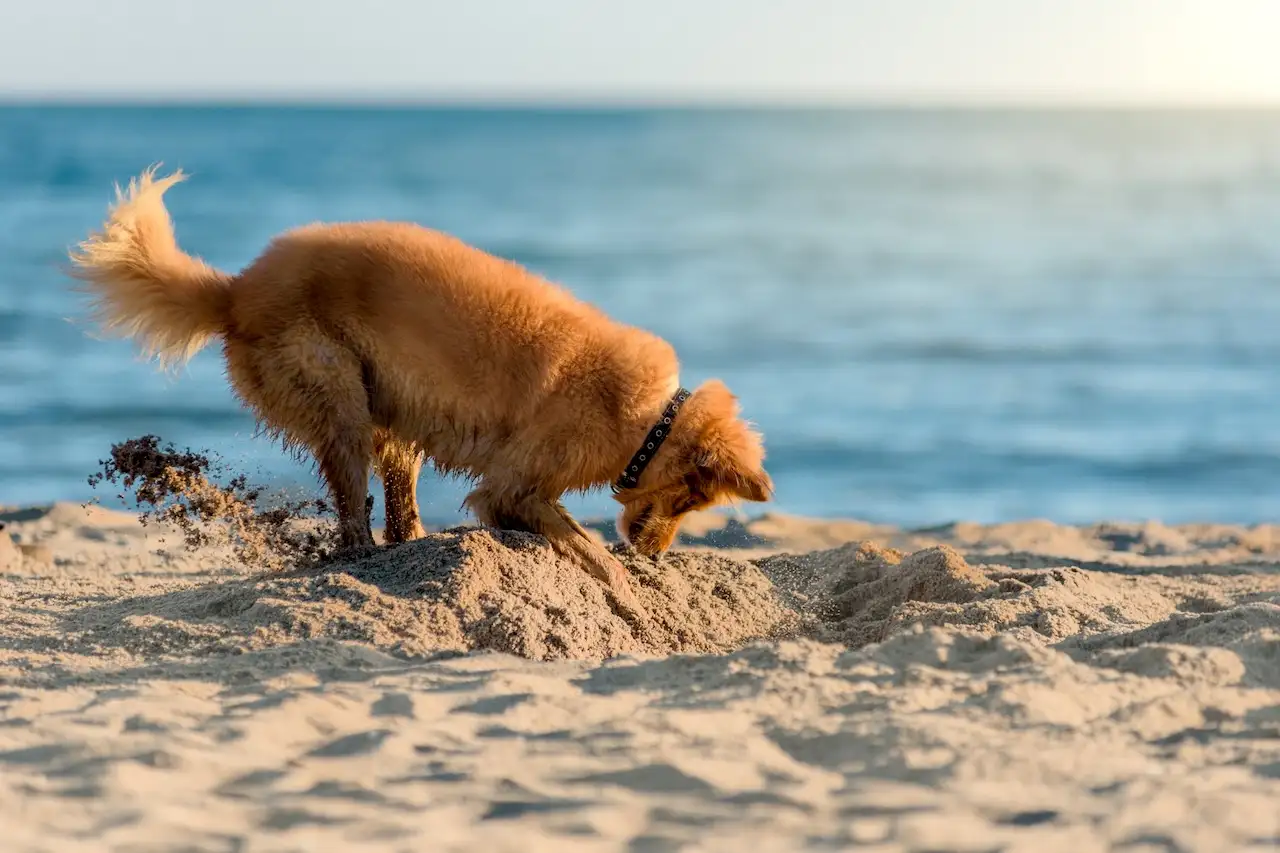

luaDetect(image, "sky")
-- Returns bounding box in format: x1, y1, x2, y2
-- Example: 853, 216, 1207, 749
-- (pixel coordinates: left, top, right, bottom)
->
4, 0, 1280, 105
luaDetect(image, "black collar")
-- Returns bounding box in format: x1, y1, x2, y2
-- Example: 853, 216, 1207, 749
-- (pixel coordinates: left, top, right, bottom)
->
613, 387, 691, 493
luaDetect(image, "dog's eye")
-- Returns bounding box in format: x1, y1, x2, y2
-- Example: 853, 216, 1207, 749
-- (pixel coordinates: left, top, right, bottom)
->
681, 473, 709, 505
672, 494, 703, 515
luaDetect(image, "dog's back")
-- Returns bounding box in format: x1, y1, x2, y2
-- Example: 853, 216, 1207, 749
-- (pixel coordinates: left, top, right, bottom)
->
226, 219, 675, 445
232, 220, 622, 393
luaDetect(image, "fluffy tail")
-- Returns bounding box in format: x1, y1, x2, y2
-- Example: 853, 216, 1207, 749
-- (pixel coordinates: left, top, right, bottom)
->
69, 167, 232, 369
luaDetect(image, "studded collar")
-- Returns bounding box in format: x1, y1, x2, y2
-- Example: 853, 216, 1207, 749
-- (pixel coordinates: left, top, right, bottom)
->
612, 387, 691, 493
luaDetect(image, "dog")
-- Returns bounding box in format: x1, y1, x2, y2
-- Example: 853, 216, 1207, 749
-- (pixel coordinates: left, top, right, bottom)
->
68, 168, 772, 605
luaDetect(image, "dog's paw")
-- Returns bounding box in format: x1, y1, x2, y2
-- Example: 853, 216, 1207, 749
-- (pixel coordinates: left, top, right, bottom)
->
601, 565, 648, 624
606, 585, 649, 626
576, 547, 649, 622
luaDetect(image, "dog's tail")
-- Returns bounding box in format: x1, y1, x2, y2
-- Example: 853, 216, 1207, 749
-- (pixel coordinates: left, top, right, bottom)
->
69, 166, 232, 369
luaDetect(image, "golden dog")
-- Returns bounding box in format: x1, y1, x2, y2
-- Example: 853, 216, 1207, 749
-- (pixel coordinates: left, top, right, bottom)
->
69, 168, 772, 603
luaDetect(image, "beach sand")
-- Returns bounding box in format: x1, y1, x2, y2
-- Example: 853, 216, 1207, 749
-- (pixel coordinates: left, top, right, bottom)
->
1, 502, 1278, 852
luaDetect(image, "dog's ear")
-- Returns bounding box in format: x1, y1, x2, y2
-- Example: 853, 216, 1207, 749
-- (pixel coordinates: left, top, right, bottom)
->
735, 468, 773, 503
687, 379, 771, 503
693, 452, 773, 504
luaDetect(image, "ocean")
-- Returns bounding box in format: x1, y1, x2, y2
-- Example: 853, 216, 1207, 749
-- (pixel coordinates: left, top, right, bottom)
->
3, 106, 1280, 527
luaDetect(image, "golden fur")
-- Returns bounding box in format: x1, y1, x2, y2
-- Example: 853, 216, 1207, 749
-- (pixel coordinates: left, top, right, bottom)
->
69, 167, 772, 600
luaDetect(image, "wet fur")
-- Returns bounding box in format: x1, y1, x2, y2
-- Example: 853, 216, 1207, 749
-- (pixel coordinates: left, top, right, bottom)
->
68, 168, 772, 593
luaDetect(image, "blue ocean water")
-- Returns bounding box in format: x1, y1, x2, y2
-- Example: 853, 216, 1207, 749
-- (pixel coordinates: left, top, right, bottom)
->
3, 106, 1280, 526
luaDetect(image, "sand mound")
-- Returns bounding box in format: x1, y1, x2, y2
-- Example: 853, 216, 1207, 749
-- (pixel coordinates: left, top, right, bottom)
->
259, 529, 797, 660
65, 528, 796, 665
759, 540, 1179, 645
1067, 602, 1280, 688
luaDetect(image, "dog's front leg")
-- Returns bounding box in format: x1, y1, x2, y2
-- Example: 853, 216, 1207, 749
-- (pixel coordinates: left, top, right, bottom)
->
465, 485, 647, 620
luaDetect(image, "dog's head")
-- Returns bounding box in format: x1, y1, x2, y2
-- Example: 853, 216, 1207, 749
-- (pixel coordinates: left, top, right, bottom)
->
614, 379, 772, 556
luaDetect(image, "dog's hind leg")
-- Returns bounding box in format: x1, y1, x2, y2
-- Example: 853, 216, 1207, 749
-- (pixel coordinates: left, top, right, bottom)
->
296, 359, 375, 550
374, 430, 426, 544
464, 483, 645, 618
317, 436, 375, 550
230, 335, 376, 550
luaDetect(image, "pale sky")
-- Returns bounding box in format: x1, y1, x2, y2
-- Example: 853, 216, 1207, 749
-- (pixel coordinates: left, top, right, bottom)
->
5, 0, 1280, 104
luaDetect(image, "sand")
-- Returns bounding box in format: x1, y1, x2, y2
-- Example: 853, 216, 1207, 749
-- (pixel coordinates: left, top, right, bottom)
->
1, 503, 1278, 851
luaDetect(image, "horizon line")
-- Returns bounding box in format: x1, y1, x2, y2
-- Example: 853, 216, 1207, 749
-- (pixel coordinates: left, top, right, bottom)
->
4, 91, 1280, 111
